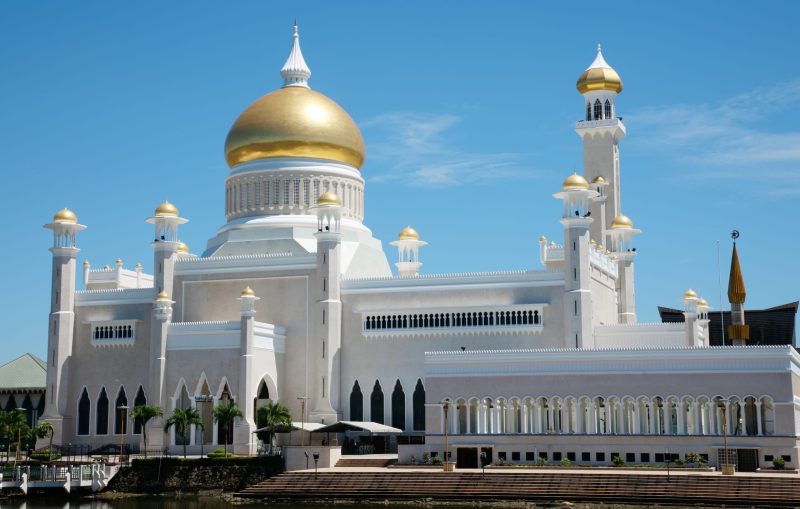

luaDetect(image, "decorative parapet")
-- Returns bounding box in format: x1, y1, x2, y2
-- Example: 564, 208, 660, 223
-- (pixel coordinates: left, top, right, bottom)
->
358, 303, 546, 338
575, 117, 626, 133
75, 288, 154, 306
174, 252, 315, 275
167, 320, 286, 352
343, 269, 563, 293
86, 266, 153, 290
594, 322, 684, 348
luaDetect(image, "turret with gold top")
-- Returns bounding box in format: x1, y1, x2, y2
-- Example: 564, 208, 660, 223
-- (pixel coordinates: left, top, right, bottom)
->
390, 226, 428, 277
727, 234, 749, 345
607, 213, 641, 324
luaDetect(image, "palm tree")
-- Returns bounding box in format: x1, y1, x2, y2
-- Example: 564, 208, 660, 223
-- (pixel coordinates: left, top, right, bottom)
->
4, 410, 29, 462
130, 405, 163, 458
212, 401, 243, 457
256, 401, 291, 452
164, 407, 204, 458
33, 420, 55, 461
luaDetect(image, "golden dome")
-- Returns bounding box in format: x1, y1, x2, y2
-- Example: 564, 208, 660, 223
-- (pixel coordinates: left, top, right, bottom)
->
155, 201, 179, 217
592, 176, 606, 184
177, 242, 189, 254
683, 288, 697, 300
241, 286, 256, 297
53, 208, 77, 224
156, 291, 170, 301
83, 260, 90, 267
549, 241, 556, 247
610, 214, 634, 229
576, 46, 623, 94
697, 298, 709, 307
316, 192, 341, 206
224, 87, 366, 169
539, 235, 547, 242
562, 173, 589, 191
398, 226, 420, 241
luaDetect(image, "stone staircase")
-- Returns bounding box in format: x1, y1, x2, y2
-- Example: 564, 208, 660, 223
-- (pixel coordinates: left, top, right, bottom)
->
334, 457, 397, 468
237, 471, 800, 506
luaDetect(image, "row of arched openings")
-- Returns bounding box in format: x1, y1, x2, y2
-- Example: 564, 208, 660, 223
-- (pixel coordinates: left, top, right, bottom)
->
586, 99, 613, 121
93, 325, 133, 340
77, 385, 147, 436
364, 310, 540, 331
349, 379, 425, 431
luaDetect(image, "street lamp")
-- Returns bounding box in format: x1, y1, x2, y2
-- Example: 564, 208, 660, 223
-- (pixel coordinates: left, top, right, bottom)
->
441, 400, 451, 472
117, 405, 128, 464
15, 408, 25, 461
297, 396, 309, 447
718, 398, 734, 475
313, 452, 320, 479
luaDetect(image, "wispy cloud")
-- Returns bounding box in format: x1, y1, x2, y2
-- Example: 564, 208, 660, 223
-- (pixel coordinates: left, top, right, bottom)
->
361, 112, 534, 186
626, 80, 800, 195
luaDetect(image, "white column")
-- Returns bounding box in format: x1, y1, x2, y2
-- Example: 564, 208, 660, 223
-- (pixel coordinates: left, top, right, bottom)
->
677, 400, 685, 435
617, 401, 625, 434
709, 403, 718, 435
633, 402, 640, 434
478, 402, 486, 434
649, 402, 658, 435
755, 401, 763, 436
664, 401, 672, 435
522, 402, 529, 433
492, 404, 499, 434
534, 401, 542, 434
724, 402, 732, 436
694, 402, 702, 436
589, 402, 598, 434
548, 405, 555, 433
466, 404, 472, 434
440, 405, 445, 434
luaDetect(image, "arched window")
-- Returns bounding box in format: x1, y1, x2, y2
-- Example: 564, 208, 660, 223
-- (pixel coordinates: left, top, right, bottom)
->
370, 381, 384, 424
132, 386, 146, 434
96, 388, 109, 435
176, 384, 192, 446
586, 102, 591, 121
78, 388, 90, 436
534, 310, 540, 324
391, 380, 406, 430
604, 99, 612, 119
217, 384, 234, 445
594, 99, 602, 120
413, 379, 426, 431
115, 387, 128, 435
350, 381, 363, 421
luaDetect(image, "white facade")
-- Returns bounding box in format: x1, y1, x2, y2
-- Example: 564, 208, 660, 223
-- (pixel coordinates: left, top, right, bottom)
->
41, 31, 799, 470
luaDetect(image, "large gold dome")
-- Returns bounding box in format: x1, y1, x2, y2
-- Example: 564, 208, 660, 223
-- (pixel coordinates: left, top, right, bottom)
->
224, 87, 366, 169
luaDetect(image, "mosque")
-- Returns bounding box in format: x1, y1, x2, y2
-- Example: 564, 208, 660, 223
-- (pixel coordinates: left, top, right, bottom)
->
42, 25, 800, 471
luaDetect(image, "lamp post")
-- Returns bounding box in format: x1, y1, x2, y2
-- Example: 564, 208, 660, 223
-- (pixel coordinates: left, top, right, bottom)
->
441, 400, 451, 472
15, 408, 26, 462
718, 398, 733, 475
117, 405, 128, 465
313, 452, 320, 479
297, 396, 309, 447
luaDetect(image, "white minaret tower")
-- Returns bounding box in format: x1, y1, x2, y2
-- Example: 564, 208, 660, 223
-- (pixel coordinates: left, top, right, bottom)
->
390, 226, 427, 277
235, 286, 260, 455
606, 214, 641, 324
575, 45, 625, 244
147, 290, 173, 448
42, 208, 86, 444
554, 174, 597, 348
682, 288, 701, 346
145, 201, 187, 296
310, 192, 343, 423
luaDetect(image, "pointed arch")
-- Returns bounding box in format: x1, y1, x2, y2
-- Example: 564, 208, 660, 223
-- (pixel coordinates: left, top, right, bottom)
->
217, 381, 233, 445
413, 379, 425, 431
115, 386, 128, 435
216, 376, 233, 401
132, 386, 147, 434
4, 394, 17, 412
77, 387, 90, 436
370, 380, 384, 424
604, 99, 612, 119
196, 378, 213, 445
391, 380, 406, 430
349, 381, 363, 421
593, 99, 602, 120
96, 387, 109, 435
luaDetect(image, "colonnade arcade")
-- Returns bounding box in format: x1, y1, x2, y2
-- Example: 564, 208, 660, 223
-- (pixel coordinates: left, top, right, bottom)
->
441, 395, 776, 437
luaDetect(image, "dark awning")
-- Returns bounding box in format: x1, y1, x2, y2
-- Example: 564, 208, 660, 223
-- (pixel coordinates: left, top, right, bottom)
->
313, 421, 403, 434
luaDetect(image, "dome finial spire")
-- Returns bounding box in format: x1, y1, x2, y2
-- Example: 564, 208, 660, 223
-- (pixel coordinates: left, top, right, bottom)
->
281, 20, 311, 88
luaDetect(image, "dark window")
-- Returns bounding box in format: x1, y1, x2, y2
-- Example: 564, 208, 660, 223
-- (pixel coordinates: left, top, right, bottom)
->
655, 453, 664, 463
115, 387, 128, 435
539, 452, 548, 461
782, 455, 792, 462
567, 452, 576, 461
370, 380, 384, 424
611, 452, 620, 462
626, 453, 635, 463
604, 99, 612, 119
596, 452, 605, 462
349, 381, 363, 421
391, 380, 405, 430
132, 386, 146, 434
765, 455, 774, 462
581, 452, 591, 461
511, 452, 520, 461
498, 452, 507, 461
412, 379, 425, 431
96, 388, 109, 435
77, 388, 90, 435
641, 453, 651, 462
594, 99, 602, 120
553, 452, 562, 461
526, 452, 535, 461
700, 453, 708, 462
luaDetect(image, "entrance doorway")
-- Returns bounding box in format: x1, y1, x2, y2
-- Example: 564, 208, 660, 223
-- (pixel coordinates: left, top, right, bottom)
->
737, 449, 758, 472
456, 447, 478, 468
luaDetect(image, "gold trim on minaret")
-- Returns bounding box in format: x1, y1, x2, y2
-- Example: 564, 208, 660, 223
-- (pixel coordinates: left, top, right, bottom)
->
727, 244, 746, 304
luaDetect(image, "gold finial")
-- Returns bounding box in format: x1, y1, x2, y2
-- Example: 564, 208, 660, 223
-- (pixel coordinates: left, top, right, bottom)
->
241, 286, 256, 297
610, 214, 634, 229
154, 201, 179, 217
683, 288, 697, 300
539, 235, 547, 242
156, 291, 170, 301
177, 242, 189, 254
562, 173, 589, 191
728, 243, 746, 304
316, 192, 341, 206
53, 208, 78, 224
398, 226, 420, 240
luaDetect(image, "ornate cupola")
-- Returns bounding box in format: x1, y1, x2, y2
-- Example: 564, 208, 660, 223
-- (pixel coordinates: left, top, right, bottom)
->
390, 226, 428, 277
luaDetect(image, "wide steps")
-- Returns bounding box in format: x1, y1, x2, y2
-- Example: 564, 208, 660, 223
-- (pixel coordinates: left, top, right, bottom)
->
237, 471, 800, 505
334, 457, 397, 468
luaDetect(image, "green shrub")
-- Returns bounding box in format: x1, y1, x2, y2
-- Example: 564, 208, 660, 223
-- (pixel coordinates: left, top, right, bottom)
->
421, 452, 430, 464
431, 455, 443, 465
536, 457, 548, 466
611, 455, 625, 467
30, 449, 61, 461
207, 447, 237, 459
559, 458, 572, 467
773, 457, 786, 470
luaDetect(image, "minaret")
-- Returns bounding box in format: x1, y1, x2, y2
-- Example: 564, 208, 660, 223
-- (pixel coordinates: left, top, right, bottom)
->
575, 45, 625, 244
281, 21, 311, 88
389, 226, 427, 277
682, 288, 701, 346
553, 174, 597, 348
42, 208, 86, 444
235, 287, 259, 455
145, 201, 187, 297
310, 192, 343, 423
727, 238, 749, 346
606, 214, 640, 324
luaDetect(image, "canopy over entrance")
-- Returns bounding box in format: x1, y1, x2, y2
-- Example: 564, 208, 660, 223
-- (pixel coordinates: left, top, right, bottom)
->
314, 421, 402, 434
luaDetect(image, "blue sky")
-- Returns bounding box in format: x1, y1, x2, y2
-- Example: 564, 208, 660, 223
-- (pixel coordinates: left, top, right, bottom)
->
1, 2, 797, 360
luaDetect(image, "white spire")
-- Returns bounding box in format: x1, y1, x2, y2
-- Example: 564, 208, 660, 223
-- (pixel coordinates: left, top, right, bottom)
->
280, 20, 311, 88
587, 43, 611, 70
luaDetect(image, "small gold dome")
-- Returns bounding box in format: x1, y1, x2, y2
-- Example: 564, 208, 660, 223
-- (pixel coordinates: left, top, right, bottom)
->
156, 291, 170, 301
177, 242, 189, 254
224, 87, 366, 169
539, 235, 547, 242
316, 192, 341, 206
398, 226, 420, 241
610, 214, 634, 229
241, 286, 256, 297
155, 201, 179, 217
83, 260, 90, 267
592, 176, 606, 184
697, 298, 709, 307
683, 288, 698, 300
562, 173, 589, 191
53, 208, 77, 224
576, 47, 623, 94
549, 241, 556, 247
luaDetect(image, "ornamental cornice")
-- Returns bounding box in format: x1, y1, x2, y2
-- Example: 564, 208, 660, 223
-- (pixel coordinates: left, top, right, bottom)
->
75, 288, 154, 306
343, 269, 563, 293
174, 252, 315, 276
